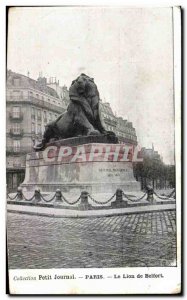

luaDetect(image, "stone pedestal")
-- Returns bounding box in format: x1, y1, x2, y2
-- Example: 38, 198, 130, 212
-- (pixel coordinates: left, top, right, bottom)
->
21, 140, 141, 197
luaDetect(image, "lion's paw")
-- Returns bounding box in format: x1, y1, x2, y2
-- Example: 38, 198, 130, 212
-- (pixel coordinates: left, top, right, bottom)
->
88, 130, 100, 136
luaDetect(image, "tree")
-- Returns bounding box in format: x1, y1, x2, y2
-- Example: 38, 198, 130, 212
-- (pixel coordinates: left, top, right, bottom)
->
133, 156, 175, 190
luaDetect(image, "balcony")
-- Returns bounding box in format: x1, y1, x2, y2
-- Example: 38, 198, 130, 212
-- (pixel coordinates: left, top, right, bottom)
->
104, 117, 117, 127
13, 161, 22, 168
118, 136, 138, 146
9, 129, 24, 137
6, 146, 32, 155
6, 146, 21, 155
7, 96, 28, 102
9, 112, 23, 121
7, 95, 66, 114
29, 96, 65, 114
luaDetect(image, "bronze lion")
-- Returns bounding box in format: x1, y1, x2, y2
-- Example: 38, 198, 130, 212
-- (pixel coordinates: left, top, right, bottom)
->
34, 74, 117, 150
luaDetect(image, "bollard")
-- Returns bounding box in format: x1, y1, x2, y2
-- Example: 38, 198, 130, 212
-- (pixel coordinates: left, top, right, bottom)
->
17, 187, 23, 201
111, 189, 128, 208
55, 189, 63, 203
34, 188, 41, 203
116, 189, 123, 202
146, 186, 154, 204
79, 191, 92, 210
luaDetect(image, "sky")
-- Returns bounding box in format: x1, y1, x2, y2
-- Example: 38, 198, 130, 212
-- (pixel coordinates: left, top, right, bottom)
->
7, 6, 175, 164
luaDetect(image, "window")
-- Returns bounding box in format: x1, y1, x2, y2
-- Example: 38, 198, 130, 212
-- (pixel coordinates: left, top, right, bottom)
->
37, 124, 41, 134
12, 123, 20, 134
13, 140, 20, 152
43, 111, 47, 120
36, 94, 39, 98
13, 78, 20, 86
13, 90, 20, 99
49, 112, 52, 121
37, 109, 41, 119
31, 107, 35, 119
14, 158, 21, 167
29, 91, 33, 100
31, 122, 35, 133
12, 90, 17, 94
12, 106, 21, 118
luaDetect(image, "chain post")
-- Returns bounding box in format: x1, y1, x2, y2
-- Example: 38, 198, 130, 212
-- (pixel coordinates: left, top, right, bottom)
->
111, 189, 128, 208
34, 188, 42, 203
54, 189, 63, 204
146, 186, 154, 204
116, 189, 123, 201
79, 191, 92, 210
17, 187, 23, 201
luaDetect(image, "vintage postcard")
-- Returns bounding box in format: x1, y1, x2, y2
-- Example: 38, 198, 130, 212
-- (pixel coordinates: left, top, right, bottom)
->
6, 5, 181, 295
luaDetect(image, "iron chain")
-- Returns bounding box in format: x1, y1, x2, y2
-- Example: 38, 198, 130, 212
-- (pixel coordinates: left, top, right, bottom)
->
22, 193, 35, 202
7, 194, 18, 201
61, 194, 81, 205
122, 191, 147, 202
153, 190, 175, 200
40, 193, 56, 203
88, 192, 116, 205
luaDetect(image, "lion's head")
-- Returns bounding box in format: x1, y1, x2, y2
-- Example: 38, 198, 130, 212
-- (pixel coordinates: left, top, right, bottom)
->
71, 74, 95, 95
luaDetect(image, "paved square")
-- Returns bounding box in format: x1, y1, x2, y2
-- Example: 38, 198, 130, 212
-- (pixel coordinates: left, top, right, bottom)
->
7, 210, 176, 269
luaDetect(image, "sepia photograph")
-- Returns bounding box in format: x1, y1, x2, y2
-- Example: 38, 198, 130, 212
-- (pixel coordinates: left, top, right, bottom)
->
6, 5, 181, 295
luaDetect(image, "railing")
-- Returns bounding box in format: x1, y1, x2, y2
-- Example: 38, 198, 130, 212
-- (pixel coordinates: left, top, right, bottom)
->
29, 96, 65, 114
118, 136, 138, 145
9, 129, 24, 137
7, 96, 28, 101
9, 112, 23, 121
6, 146, 32, 155
7, 95, 66, 114
7, 187, 176, 210
104, 117, 117, 126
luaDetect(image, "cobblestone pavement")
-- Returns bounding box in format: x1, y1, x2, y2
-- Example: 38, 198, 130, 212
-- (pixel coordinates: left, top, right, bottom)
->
7, 210, 176, 269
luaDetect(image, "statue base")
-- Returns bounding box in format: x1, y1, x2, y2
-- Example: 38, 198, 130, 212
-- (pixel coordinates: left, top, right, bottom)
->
34, 133, 118, 151
21, 141, 141, 196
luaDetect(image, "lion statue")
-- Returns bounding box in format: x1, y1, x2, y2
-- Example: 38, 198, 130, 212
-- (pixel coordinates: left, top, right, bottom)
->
34, 73, 117, 150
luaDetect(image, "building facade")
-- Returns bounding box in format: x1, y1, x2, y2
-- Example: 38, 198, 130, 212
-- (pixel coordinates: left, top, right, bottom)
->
6, 70, 138, 191
47, 76, 70, 107
6, 70, 67, 191
99, 101, 137, 145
